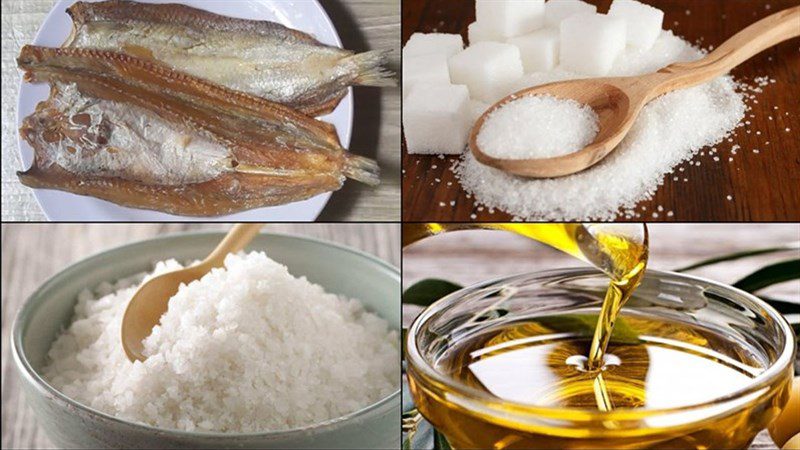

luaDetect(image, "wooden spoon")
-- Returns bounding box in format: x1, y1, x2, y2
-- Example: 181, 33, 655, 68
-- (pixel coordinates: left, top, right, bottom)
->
470, 6, 800, 178
121, 223, 263, 362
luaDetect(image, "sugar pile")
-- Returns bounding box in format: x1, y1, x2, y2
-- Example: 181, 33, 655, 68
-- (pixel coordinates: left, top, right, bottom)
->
455, 31, 747, 221
43, 252, 399, 433
477, 95, 598, 159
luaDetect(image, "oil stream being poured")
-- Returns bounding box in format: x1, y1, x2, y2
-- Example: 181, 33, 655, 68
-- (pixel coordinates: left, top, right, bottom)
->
403, 223, 649, 411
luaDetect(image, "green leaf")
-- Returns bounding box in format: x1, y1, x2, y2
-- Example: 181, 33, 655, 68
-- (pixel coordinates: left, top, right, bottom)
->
787, 318, 800, 337
433, 430, 453, 450
759, 296, 800, 315
675, 243, 799, 272
404, 279, 463, 306
733, 259, 800, 293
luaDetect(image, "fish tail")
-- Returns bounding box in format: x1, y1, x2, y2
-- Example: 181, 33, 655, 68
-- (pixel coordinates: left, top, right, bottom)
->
343, 154, 380, 186
348, 50, 396, 87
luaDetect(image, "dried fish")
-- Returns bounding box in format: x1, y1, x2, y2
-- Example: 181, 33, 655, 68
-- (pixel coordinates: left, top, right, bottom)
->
65, 0, 394, 116
17, 45, 379, 216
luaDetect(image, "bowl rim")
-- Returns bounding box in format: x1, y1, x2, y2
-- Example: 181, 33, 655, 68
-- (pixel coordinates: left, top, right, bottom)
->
12, 230, 401, 439
406, 267, 796, 421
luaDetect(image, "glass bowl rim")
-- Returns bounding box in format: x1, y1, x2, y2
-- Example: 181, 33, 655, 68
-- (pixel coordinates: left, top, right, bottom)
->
406, 267, 796, 421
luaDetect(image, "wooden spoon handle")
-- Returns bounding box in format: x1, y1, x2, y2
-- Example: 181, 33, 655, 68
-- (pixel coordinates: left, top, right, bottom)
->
651, 6, 800, 97
202, 223, 263, 269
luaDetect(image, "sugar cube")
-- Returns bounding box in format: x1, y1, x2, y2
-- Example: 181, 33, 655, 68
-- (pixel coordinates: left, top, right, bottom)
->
470, 100, 491, 123
402, 53, 451, 96
476, 0, 546, 39
403, 84, 472, 155
449, 42, 524, 103
545, 0, 597, 28
608, 0, 664, 50
403, 33, 464, 58
560, 14, 627, 76
468, 21, 502, 44
507, 28, 560, 73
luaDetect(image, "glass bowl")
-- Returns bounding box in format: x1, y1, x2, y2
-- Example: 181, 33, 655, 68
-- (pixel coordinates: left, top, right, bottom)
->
406, 268, 795, 449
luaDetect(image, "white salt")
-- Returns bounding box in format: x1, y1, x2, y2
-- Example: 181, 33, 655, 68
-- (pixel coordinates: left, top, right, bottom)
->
403, 84, 471, 155
507, 28, 560, 73
560, 13, 627, 76
545, 0, 597, 28
475, 0, 545, 39
403, 33, 464, 59
449, 42, 524, 103
468, 21, 501, 44
477, 95, 598, 159
454, 32, 747, 221
608, 0, 665, 50
43, 252, 399, 433
402, 53, 450, 96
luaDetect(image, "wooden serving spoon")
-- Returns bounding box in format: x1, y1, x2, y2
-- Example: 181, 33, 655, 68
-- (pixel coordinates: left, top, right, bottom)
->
121, 223, 263, 362
470, 6, 800, 178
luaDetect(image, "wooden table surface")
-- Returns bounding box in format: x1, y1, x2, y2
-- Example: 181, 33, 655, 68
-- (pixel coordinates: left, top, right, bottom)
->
402, 0, 800, 222
1, 0, 400, 222
0, 223, 400, 450
403, 223, 800, 450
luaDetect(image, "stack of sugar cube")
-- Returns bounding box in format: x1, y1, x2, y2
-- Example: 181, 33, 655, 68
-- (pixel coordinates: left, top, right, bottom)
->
560, 0, 664, 75
403, 0, 665, 156
402, 32, 464, 97
402, 32, 471, 155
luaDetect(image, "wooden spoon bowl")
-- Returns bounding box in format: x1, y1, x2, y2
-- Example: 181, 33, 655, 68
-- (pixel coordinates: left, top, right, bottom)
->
470, 6, 800, 179
471, 80, 633, 178
120, 223, 263, 362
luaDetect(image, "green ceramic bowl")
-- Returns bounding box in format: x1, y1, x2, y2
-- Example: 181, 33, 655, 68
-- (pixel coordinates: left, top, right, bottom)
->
12, 232, 401, 449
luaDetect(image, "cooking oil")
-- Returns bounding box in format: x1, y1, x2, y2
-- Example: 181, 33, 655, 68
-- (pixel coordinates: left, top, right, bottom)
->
403, 223, 790, 449
437, 315, 761, 410
404, 223, 647, 374
408, 312, 780, 449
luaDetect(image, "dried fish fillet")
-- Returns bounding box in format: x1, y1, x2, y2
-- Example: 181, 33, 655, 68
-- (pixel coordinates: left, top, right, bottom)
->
17, 45, 379, 216
65, 0, 394, 116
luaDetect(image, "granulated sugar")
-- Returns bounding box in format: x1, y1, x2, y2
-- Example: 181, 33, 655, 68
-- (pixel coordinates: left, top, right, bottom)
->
454, 30, 748, 221
477, 95, 598, 159
43, 252, 399, 433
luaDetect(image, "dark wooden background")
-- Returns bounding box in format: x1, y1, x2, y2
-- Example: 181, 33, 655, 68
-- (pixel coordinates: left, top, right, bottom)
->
402, 0, 800, 222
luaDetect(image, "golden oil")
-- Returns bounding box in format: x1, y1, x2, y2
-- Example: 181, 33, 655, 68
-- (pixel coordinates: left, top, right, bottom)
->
407, 312, 787, 449
403, 223, 648, 374
404, 223, 792, 449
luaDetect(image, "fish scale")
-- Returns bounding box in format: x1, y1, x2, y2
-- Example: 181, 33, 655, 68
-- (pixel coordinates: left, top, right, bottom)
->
17, 45, 379, 216
65, 0, 394, 116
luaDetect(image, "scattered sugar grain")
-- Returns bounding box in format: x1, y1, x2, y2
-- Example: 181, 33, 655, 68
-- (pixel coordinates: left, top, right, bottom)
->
477, 95, 599, 159
43, 252, 399, 433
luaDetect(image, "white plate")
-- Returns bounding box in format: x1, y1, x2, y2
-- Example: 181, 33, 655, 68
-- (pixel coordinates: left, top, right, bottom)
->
16, 0, 353, 222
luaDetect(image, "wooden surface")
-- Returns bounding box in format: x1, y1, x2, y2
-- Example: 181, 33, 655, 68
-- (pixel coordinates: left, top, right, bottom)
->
1, 0, 400, 222
402, 0, 800, 222
0, 223, 400, 450
403, 223, 800, 450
